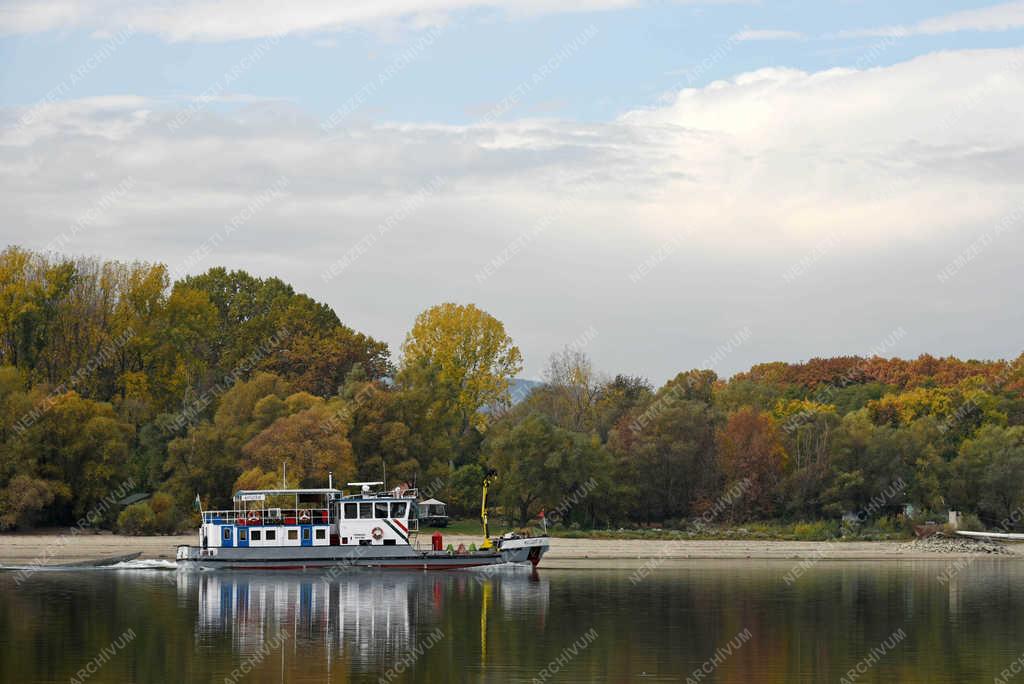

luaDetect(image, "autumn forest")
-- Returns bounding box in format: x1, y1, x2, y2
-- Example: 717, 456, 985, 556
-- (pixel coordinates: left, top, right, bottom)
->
1, 246, 1023, 536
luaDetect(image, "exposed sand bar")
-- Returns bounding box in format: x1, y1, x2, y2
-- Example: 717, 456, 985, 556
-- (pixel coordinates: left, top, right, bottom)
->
1, 532, 1020, 567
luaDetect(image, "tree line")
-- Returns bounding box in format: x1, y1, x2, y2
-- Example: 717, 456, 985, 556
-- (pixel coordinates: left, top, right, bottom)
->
1, 246, 1022, 534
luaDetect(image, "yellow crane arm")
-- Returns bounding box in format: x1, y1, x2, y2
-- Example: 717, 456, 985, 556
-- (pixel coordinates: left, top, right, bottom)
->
480, 469, 497, 550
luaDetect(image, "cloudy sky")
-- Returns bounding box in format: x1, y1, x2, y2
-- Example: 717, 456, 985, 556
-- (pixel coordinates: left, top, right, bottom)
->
1, 1, 1023, 384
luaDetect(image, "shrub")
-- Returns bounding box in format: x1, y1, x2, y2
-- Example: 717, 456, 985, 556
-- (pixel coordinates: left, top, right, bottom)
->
149, 492, 181, 533
959, 512, 984, 532
117, 503, 156, 535
792, 520, 836, 540
876, 516, 898, 533
0, 476, 67, 530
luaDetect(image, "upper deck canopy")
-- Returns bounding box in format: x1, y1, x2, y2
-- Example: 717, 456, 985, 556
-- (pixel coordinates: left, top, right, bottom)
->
233, 488, 340, 499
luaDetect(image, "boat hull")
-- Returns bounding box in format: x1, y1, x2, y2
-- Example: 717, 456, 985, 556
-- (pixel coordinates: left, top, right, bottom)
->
175, 536, 548, 571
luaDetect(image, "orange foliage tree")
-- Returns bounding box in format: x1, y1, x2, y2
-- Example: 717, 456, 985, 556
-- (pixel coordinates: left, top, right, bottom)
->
716, 408, 788, 520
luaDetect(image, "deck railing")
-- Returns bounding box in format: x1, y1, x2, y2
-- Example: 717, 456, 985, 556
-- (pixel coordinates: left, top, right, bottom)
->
202, 508, 331, 525
202, 504, 425, 529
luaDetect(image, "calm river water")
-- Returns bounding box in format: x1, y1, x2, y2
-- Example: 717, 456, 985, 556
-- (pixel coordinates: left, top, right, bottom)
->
1, 560, 1022, 682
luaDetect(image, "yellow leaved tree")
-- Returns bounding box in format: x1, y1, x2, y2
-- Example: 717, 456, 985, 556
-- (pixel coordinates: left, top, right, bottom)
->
399, 303, 522, 438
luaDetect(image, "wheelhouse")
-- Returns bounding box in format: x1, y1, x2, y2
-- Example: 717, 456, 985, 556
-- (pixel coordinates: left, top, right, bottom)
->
333, 481, 419, 547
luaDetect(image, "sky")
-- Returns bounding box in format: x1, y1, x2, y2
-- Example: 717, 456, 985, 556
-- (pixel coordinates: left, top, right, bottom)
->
1, 1, 1023, 385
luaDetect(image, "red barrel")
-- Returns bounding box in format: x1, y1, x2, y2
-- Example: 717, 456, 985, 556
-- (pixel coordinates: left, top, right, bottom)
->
431, 532, 443, 551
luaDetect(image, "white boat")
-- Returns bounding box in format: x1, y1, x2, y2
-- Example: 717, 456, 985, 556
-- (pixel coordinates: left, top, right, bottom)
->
176, 481, 548, 571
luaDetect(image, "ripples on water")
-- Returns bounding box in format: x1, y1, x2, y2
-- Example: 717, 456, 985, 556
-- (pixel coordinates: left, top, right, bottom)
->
1, 560, 1022, 682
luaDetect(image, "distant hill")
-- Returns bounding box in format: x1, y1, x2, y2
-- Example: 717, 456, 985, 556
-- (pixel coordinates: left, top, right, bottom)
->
508, 378, 543, 405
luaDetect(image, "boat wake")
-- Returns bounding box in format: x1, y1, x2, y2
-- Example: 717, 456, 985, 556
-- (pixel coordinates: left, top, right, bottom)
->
0, 559, 179, 573
110, 559, 179, 571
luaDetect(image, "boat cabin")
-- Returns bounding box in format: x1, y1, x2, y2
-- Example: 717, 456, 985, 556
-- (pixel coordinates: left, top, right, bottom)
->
199, 482, 419, 550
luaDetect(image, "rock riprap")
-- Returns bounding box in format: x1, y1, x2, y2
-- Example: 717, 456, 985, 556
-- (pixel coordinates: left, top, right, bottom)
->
899, 534, 1015, 555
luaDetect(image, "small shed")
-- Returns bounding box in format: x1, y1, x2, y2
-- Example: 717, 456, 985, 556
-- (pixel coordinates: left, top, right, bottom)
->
118, 492, 151, 507
418, 498, 449, 527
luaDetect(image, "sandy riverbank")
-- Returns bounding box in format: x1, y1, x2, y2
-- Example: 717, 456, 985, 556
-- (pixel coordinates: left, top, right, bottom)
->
1, 531, 1020, 567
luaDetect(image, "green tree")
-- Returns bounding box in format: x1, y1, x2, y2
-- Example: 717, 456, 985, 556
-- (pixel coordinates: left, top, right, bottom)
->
593, 374, 653, 442
0, 385, 133, 527
609, 373, 719, 523
0, 247, 76, 377
117, 502, 156, 535
486, 413, 612, 526
821, 411, 914, 518
950, 425, 1024, 526
398, 303, 522, 459
240, 395, 357, 490
163, 373, 291, 507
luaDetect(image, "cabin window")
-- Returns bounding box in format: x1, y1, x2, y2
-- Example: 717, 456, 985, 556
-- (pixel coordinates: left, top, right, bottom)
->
315, 528, 326, 540
222, 527, 231, 541
390, 502, 408, 518
383, 539, 396, 546
239, 529, 248, 541
265, 530, 276, 541
359, 540, 371, 546
251, 530, 262, 541
374, 502, 389, 518
359, 503, 373, 519
344, 503, 357, 519
302, 528, 311, 541
288, 529, 299, 541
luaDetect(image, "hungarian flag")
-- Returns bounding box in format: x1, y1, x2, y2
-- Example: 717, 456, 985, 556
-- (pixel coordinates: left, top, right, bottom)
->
539, 508, 545, 519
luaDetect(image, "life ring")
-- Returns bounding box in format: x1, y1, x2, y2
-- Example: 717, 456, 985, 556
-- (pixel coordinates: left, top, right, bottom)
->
371, 527, 384, 540
248, 513, 260, 523
299, 512, 311, 522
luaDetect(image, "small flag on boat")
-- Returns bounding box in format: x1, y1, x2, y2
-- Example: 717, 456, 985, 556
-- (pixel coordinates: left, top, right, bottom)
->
193, 493, 201, 512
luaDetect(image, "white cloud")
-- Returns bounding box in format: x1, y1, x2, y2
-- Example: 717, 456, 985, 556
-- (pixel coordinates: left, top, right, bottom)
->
0, 0, 715, 41
733, 29, 804, 42
841, 1, 1024, 38
2, 48, 1023, 380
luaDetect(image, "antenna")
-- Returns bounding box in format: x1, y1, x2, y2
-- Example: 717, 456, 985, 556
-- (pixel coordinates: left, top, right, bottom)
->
329, 471, 333, 489
282, 461, 287, 488
382, 460, 387, 491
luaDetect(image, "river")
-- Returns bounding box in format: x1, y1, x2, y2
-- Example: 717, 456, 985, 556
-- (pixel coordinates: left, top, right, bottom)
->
1, 560, 1022, 682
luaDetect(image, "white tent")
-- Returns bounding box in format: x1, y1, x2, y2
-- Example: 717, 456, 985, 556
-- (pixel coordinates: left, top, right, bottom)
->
418, 498, 448, 520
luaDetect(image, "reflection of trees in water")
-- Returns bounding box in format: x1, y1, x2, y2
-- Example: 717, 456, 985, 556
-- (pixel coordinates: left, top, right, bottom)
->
14, 565, 1024, 682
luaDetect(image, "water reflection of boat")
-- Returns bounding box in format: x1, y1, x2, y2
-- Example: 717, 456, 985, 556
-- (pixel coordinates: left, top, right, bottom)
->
177, 569, 550, 664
